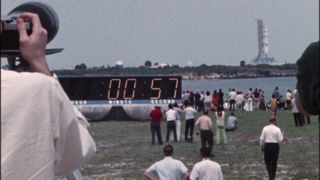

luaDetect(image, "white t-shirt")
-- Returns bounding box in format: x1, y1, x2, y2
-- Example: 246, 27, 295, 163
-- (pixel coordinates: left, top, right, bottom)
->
259, 124, 283, 145
166, 109, 177, 121
204, 94, 212, 103
184, 106, 197, 120
190, 159, 223, 180
146, 156, 188, 180
1, 70, 96, 179
229, 91, 237, 100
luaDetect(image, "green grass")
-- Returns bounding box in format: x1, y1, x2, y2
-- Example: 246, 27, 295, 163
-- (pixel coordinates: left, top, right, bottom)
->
81, 110, 319, 179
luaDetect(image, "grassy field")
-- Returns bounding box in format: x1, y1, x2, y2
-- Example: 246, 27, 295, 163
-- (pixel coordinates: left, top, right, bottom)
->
80, 110, 319, 180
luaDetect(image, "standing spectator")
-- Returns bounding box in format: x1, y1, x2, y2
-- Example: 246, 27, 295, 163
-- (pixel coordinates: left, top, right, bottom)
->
204, 91, 213, 112
295, 41, 319, 115
1, 12, 96, 179
259, 89, 267, 110
149, 106, 163, 145
226, 112, 238, 131
272, 87, 281, 101
143, 145, 189, 180
229, 88, 237, 111
227, 88, 232, 103
194, 91, 202, 112
184, 102, 197, 142
189, 147, 223, 180
189, 91, 195, 108
218, 89, 224, 110
291, 90, 303, 127
260, 116, 284, 180
195, 110, 214, 156
285, 90, 292, 110
215, 108, 227, 145
212, 90, 219, 111
199, 91, 205, 112
165, 104, 177, 142
253, 88, 260, 111
182, 90, 190, 107
270, 95, 279, 116
235, 91, 244, 117
173, 103, 183, 141
243, 88, 253, 111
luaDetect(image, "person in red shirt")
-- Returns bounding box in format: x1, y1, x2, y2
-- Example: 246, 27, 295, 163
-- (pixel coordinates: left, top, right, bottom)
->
149, 106, 164, 145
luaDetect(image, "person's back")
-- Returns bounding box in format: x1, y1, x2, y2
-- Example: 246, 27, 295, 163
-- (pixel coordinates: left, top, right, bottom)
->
166, 108, 177, 121
184, 106, 197, 119
1, 70, 96, 179
147, 157, 187, 179
226, 113, 238, 131
1, 11, 96, 179
190, 159, 223, 180
144, 145, 189, 180
190, 147, 223, 180
150, 107, 163, 124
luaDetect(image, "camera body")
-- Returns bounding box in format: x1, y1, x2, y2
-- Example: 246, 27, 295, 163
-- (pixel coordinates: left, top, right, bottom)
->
1, 18, 32, 50
1, 1, 60, 56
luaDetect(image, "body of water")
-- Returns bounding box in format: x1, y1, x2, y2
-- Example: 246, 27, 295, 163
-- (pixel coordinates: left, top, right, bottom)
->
182, 76, 297, 101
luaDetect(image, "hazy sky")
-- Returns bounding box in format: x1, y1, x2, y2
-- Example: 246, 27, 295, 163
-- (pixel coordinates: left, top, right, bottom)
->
2, 0, 319, 69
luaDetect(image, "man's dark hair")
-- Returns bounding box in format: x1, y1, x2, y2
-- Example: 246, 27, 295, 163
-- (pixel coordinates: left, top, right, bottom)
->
200, 147, 211, 158
168, 103, 173, 109
163, 144, 174, 156
269, 116, 277, 123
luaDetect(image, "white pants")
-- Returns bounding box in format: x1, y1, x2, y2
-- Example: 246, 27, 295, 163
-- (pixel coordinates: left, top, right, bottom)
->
170, 120, 181, 141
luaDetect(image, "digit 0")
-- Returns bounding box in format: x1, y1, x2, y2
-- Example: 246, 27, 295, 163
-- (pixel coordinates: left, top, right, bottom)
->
124, 79, 136, 99
108, 79, 121, 99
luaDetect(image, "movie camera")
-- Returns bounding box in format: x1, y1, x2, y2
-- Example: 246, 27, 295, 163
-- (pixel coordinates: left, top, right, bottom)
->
1, 1, 63, 70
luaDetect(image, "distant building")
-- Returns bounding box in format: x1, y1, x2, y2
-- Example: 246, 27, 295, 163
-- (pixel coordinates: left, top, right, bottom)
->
252, 19, 275, 64
115, 60, 124, 68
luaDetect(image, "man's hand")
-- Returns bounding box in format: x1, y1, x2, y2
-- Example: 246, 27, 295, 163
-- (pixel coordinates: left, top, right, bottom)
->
16, 12, 51, 76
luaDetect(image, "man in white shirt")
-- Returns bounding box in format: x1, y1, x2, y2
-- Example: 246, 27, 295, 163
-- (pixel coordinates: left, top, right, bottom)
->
183, 102, 197, 142
190, 147, 223, 180
143, 145, 189, 180
229, 88, 237, 111
260, 116, 284, 180
235, 91, 244, 117
165, 103, 178, 142
1, 12, 96, 179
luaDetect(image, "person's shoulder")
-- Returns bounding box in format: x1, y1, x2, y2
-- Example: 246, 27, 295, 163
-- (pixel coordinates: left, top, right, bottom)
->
2, 70, 58, 89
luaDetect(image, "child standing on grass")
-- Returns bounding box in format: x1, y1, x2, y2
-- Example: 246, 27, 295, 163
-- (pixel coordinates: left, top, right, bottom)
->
215, 108, 227, 144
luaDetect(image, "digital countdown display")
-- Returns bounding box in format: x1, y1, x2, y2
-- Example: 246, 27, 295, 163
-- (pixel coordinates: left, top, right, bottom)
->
58, 75, 182, 105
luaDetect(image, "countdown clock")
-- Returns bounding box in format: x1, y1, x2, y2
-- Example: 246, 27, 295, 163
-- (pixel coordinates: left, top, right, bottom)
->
58, 75, 182, 120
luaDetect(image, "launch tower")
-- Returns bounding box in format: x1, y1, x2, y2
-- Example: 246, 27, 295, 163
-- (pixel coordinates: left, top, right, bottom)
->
252, 19, 275, 64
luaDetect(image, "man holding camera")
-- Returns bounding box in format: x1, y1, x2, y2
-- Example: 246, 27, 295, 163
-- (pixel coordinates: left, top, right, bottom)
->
1, 12, 96, 179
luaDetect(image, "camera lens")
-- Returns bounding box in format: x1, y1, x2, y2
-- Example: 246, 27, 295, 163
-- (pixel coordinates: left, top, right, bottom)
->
8, 1, 59, 43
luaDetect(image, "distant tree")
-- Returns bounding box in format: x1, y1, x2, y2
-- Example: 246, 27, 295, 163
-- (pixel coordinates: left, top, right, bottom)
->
153, 62, 159, 66
240, 60, 246, 67
172, 64, 180, 68
74, 63, 87, 70
144, 60, 152, 67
